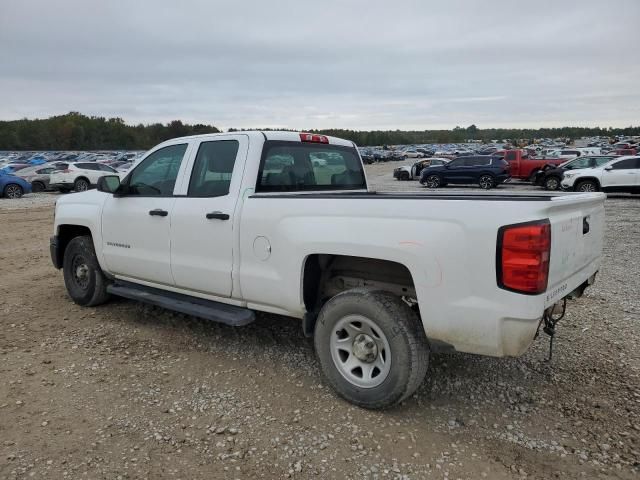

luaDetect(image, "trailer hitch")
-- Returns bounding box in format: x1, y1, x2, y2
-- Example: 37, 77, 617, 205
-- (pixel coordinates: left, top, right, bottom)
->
538, 298, 567, 361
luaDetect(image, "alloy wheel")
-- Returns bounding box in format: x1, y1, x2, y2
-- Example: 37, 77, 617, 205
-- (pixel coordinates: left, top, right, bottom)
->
425, 175, 440, 188
479, 175, 494, 189
5, 185, 23, 198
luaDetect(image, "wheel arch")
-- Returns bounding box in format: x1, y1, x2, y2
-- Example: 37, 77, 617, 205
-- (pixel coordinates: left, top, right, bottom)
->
74, 176, 91, 185
2, 182, 24, 196
300, 254, 419, 336
55, 224, 95, 269
574, 176, 601, 190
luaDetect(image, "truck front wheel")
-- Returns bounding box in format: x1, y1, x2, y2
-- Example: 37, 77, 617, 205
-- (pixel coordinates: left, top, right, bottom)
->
314, 289, 429, 409
62, 235, 110, 307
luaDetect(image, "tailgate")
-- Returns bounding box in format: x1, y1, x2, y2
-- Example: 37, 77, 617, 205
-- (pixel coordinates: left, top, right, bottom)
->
544, 193, 605, 307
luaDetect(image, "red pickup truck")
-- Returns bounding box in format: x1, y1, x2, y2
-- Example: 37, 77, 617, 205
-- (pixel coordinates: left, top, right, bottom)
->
499, 150, 567, 181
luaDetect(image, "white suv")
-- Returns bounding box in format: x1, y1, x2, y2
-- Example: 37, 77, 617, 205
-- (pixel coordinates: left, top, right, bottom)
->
561, 156, 640, 193
50, 162, 120, 192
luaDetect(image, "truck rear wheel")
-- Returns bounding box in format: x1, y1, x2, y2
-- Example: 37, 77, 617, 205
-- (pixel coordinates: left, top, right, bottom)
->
528, 170, 540, 183
62, 235, 110, 307
314, 289, 429, 409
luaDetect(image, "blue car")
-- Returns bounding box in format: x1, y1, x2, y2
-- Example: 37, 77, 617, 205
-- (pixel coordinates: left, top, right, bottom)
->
419, 155, 510, 190
0, 173, 32, 198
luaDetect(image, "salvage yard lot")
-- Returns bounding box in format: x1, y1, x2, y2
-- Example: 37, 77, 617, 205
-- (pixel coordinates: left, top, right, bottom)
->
0, 162, 638, 479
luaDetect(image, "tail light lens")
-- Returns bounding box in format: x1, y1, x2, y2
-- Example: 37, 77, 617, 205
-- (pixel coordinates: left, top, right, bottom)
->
300, 133, 329, 144
497, 220, 551, 294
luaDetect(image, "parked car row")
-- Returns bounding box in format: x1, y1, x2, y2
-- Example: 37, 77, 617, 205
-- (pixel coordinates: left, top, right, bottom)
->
0, 150, 145, 198
388, 148, 640, 194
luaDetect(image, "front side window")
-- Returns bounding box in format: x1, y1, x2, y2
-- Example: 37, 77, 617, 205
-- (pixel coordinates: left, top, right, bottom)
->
595, 156, 615, 166
505, 151, 517, 162
188, 140, 240, 197
126, 144, 187, 196
256, 141, 365, 192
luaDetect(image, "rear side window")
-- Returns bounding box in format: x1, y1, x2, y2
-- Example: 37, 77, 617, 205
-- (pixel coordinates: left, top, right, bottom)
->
188, 140, 240, 197
611, 158, 640, 170
464, 157, 490, 166
256, 141, 365, 192
505, 151, 517, 162
76, 163, 96, 170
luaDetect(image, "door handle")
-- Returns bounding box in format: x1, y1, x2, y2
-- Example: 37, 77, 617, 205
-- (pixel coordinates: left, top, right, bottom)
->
206, 211, 230, 220
149, 209, 168, 217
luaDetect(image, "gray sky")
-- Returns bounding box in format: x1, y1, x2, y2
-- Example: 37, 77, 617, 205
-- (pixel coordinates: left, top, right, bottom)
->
1, 0, 638, 130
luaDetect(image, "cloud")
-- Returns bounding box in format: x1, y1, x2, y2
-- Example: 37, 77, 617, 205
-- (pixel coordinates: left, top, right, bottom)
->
0, 0, 638, 130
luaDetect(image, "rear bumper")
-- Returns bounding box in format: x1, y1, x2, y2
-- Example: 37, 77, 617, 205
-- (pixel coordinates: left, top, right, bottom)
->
50, 235, 62, 269
420, 270, 598, 358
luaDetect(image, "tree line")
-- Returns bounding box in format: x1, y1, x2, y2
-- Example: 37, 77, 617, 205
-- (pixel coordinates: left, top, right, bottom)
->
1, 112, 638, 151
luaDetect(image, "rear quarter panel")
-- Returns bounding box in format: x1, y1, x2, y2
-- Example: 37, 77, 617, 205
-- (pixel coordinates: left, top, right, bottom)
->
237, 194, 578, 356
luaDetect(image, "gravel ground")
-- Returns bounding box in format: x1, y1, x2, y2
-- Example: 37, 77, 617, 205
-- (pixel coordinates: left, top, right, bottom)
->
0, 192, 58, 210
0, 164, 638, 479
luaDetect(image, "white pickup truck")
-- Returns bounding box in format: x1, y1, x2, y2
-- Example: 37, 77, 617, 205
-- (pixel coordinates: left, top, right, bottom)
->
50, 131, 605, 408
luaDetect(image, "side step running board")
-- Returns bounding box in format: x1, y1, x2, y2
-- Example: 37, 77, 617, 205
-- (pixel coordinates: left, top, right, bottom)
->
106, 281, 255, 327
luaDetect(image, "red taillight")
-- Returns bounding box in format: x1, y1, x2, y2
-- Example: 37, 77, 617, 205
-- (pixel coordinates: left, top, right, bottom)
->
300, 132, 329, 144
497, 220, 551, 295
63, 169, 70, 173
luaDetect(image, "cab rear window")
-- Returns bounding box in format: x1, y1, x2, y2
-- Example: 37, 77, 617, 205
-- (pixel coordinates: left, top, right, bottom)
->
256, 141, 366, 192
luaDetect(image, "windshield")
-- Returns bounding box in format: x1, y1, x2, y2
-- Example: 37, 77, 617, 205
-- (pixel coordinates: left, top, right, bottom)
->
256, 141, 366, 192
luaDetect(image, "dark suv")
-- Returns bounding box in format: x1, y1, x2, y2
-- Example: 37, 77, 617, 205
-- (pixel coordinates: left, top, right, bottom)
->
420, 155, 510, 189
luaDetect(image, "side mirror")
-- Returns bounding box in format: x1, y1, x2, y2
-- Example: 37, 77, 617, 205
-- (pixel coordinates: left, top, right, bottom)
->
97, 175, 121, 194
604, 166, 613, 171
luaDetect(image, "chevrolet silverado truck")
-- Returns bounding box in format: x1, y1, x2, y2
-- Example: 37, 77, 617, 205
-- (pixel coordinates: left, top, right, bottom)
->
50, 131, 605, 409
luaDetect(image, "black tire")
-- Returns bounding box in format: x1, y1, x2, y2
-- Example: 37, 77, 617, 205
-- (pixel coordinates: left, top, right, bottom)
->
314, 289, 430, 409
543, 176, 561, 191
400, 171, 410, 181
3, 183, 23, 199
423, 174, 441, 189
575, 180, 598, 192
62, 236, 110, 307
31, 181, 45, 193
478, 174, 495, 190
74, 178, 90, 192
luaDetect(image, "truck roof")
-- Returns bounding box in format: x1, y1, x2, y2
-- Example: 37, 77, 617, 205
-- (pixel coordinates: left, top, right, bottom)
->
162, 130, 356, 148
